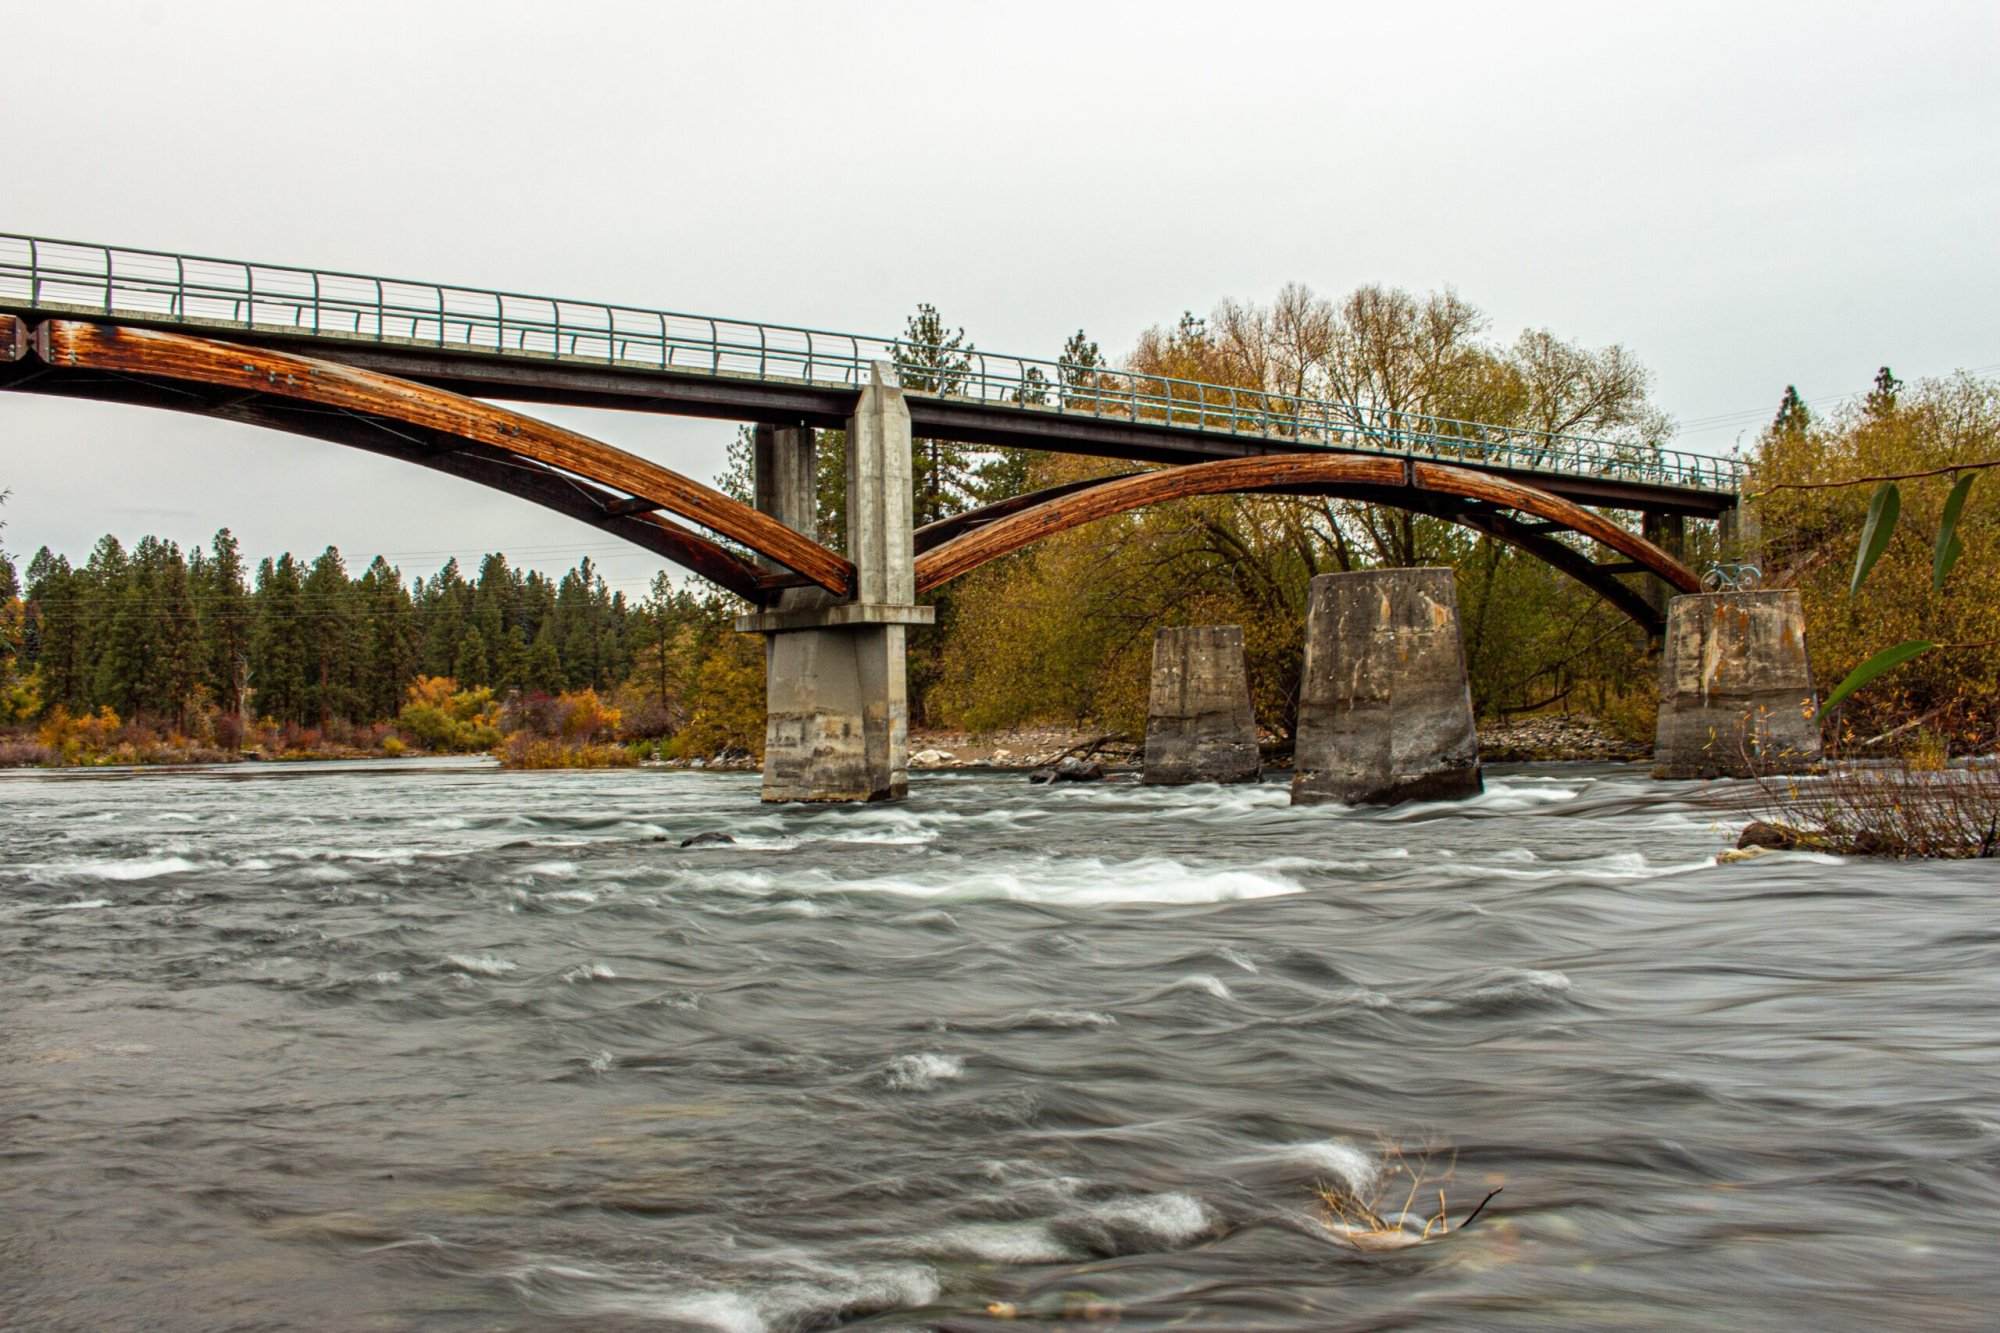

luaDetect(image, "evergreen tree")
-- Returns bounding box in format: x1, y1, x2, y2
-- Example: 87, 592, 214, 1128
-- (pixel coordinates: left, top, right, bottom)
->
197, 529, 253, 718
25, 549, 84, 709
418, 557, 472, 678
82, 535, 129, 707
302, 547, 358, 725
522, 620, 564, 694
896, 304, 981, 526
135, 538, 200, 728
1865, 365, 1902, 418
1772, 384, 1811, 435
251, 555, 309, 724
452, 623, 490, 686
355, 556, 415, 719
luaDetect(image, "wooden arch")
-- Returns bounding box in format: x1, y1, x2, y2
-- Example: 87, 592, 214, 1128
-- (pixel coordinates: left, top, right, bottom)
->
912, 454, 1700, 633
11, 319, 853, 603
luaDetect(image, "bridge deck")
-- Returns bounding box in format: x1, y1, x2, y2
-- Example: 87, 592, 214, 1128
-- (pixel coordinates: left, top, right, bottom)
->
0, 234, 1740, 515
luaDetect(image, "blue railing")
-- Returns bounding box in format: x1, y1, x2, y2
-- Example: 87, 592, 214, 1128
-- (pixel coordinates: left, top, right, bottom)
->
0, 234, 1741, 495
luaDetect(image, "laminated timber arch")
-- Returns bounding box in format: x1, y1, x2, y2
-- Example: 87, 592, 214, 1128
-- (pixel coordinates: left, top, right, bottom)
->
912, 454, 1700, 635
5, 318, 852, 603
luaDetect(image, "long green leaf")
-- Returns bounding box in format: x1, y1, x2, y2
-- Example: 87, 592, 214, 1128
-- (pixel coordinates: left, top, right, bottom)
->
1851, 482, 1900, 597
1817, 639, 1934, 716
1933, 472, 1975, 592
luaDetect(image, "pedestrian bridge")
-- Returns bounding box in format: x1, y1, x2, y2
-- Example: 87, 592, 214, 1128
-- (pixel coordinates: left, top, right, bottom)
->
0, 232, 1745, 802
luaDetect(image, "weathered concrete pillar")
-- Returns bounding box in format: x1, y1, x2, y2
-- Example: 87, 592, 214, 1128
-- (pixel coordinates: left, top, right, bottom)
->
751, 423, 817, 575
1292, 568, 1483, 806
1653, 590, 1820, 779
1142, 625, 1261, 785
737, 364, 932, 802
1641, 510, 1687, 621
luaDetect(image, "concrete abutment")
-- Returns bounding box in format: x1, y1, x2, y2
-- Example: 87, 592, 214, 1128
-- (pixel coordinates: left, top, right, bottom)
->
1653, 590, 1820, 779
1291, 568, 1483, 807
1142, 625, 1261, 785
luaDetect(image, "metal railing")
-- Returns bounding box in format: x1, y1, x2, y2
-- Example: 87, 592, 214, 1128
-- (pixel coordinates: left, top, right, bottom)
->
0, 234, 1742, 495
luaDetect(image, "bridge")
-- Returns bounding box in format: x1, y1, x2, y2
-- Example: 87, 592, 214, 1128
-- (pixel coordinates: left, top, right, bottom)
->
0, 234, 1746, 801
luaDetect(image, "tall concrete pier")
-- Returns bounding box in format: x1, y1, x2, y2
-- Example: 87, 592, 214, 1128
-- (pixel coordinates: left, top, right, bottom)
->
1142, 625, 1261, 785
737, 363, 933, 802
1292, 568, 1483, 806
1653, 590, 1820, 779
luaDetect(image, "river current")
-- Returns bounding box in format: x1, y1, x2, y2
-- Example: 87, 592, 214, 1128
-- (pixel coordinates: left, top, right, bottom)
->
1, 760, 1995, 1331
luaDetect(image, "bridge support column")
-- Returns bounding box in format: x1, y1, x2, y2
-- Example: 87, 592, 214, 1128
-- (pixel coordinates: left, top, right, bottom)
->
1653, 590, 1820, 779
1142, 626, 1262, 785
1292, 568, 1483, 806
1641, 511, 1687, 622
738, 364, 933, 802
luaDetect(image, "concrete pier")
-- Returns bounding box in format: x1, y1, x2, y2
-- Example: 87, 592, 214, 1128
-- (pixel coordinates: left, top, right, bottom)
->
1653, 590, 1820, 779
1291, 568, 1483, 806
1142, 625, 1261, 785
738, 363, 933, 802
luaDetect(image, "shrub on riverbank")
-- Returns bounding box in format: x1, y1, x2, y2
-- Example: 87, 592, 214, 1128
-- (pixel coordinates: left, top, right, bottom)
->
24, 705, 235, 766
1751, 762, 2000, 858
494, 735, 637, 769
395, 676, 502, 753
492, 687, 636, 769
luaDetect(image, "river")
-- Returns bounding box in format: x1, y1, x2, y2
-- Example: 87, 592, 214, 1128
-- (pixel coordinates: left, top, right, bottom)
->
1, 760, 1994, 1330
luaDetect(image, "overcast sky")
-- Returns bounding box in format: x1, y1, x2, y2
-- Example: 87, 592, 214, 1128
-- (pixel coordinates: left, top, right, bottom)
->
3, 0, 1994, 596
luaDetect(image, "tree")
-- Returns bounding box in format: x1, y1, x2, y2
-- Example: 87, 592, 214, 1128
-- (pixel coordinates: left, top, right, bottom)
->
251, 554, 309, 724
302, 546, 358, 725
197, 529, 253, 720
897, 303, 981, 527
452, 624, 490, 686
1773, 384, 1812, 435
25, 549, 84, 710
355, 555, 415, 720
1865, 365, 1902, 419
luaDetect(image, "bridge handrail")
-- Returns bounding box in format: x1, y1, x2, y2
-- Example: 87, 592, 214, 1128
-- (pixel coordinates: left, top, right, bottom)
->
0, 234, 1742, 495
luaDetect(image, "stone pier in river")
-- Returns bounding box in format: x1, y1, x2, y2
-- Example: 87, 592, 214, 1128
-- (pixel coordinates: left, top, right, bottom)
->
1142, 625, 1261, 785
1292, 568, 1483, 806
736, 363, 934, 802
1653, 590, 1820, 779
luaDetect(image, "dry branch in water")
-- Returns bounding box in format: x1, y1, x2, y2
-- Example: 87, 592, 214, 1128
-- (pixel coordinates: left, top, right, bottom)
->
1314, 1137, 1502, 1251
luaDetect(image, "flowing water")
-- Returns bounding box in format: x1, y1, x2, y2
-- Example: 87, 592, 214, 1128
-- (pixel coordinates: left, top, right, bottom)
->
2, 760, 1995, 1331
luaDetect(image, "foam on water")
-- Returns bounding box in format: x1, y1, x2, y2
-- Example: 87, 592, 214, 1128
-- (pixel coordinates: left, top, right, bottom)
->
885, 1052, 964, 1090
59, 855, 199, 881
1273, 1139, 1379, 1195
1175, 973, 1235, 1001
445, 953, 517, 977
1082, 1191, 1215, 1246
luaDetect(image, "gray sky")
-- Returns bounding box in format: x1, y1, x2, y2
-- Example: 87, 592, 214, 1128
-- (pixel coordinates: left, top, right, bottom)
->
4, 0, 1995, 596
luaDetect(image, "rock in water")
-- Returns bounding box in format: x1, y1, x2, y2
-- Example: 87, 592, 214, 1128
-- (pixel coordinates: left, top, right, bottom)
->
679, 831, 736, 848
1737, 820, 1804, 850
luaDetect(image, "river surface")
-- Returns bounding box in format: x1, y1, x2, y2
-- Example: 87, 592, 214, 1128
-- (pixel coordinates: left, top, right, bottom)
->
1, 760, 1995, 1331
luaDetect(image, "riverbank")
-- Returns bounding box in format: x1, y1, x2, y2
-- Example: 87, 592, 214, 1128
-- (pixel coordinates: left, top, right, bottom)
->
0, 713, 1651, 771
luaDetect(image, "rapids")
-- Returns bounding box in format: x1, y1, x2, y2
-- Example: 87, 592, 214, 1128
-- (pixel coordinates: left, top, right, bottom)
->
2, 760, 1995, 1330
